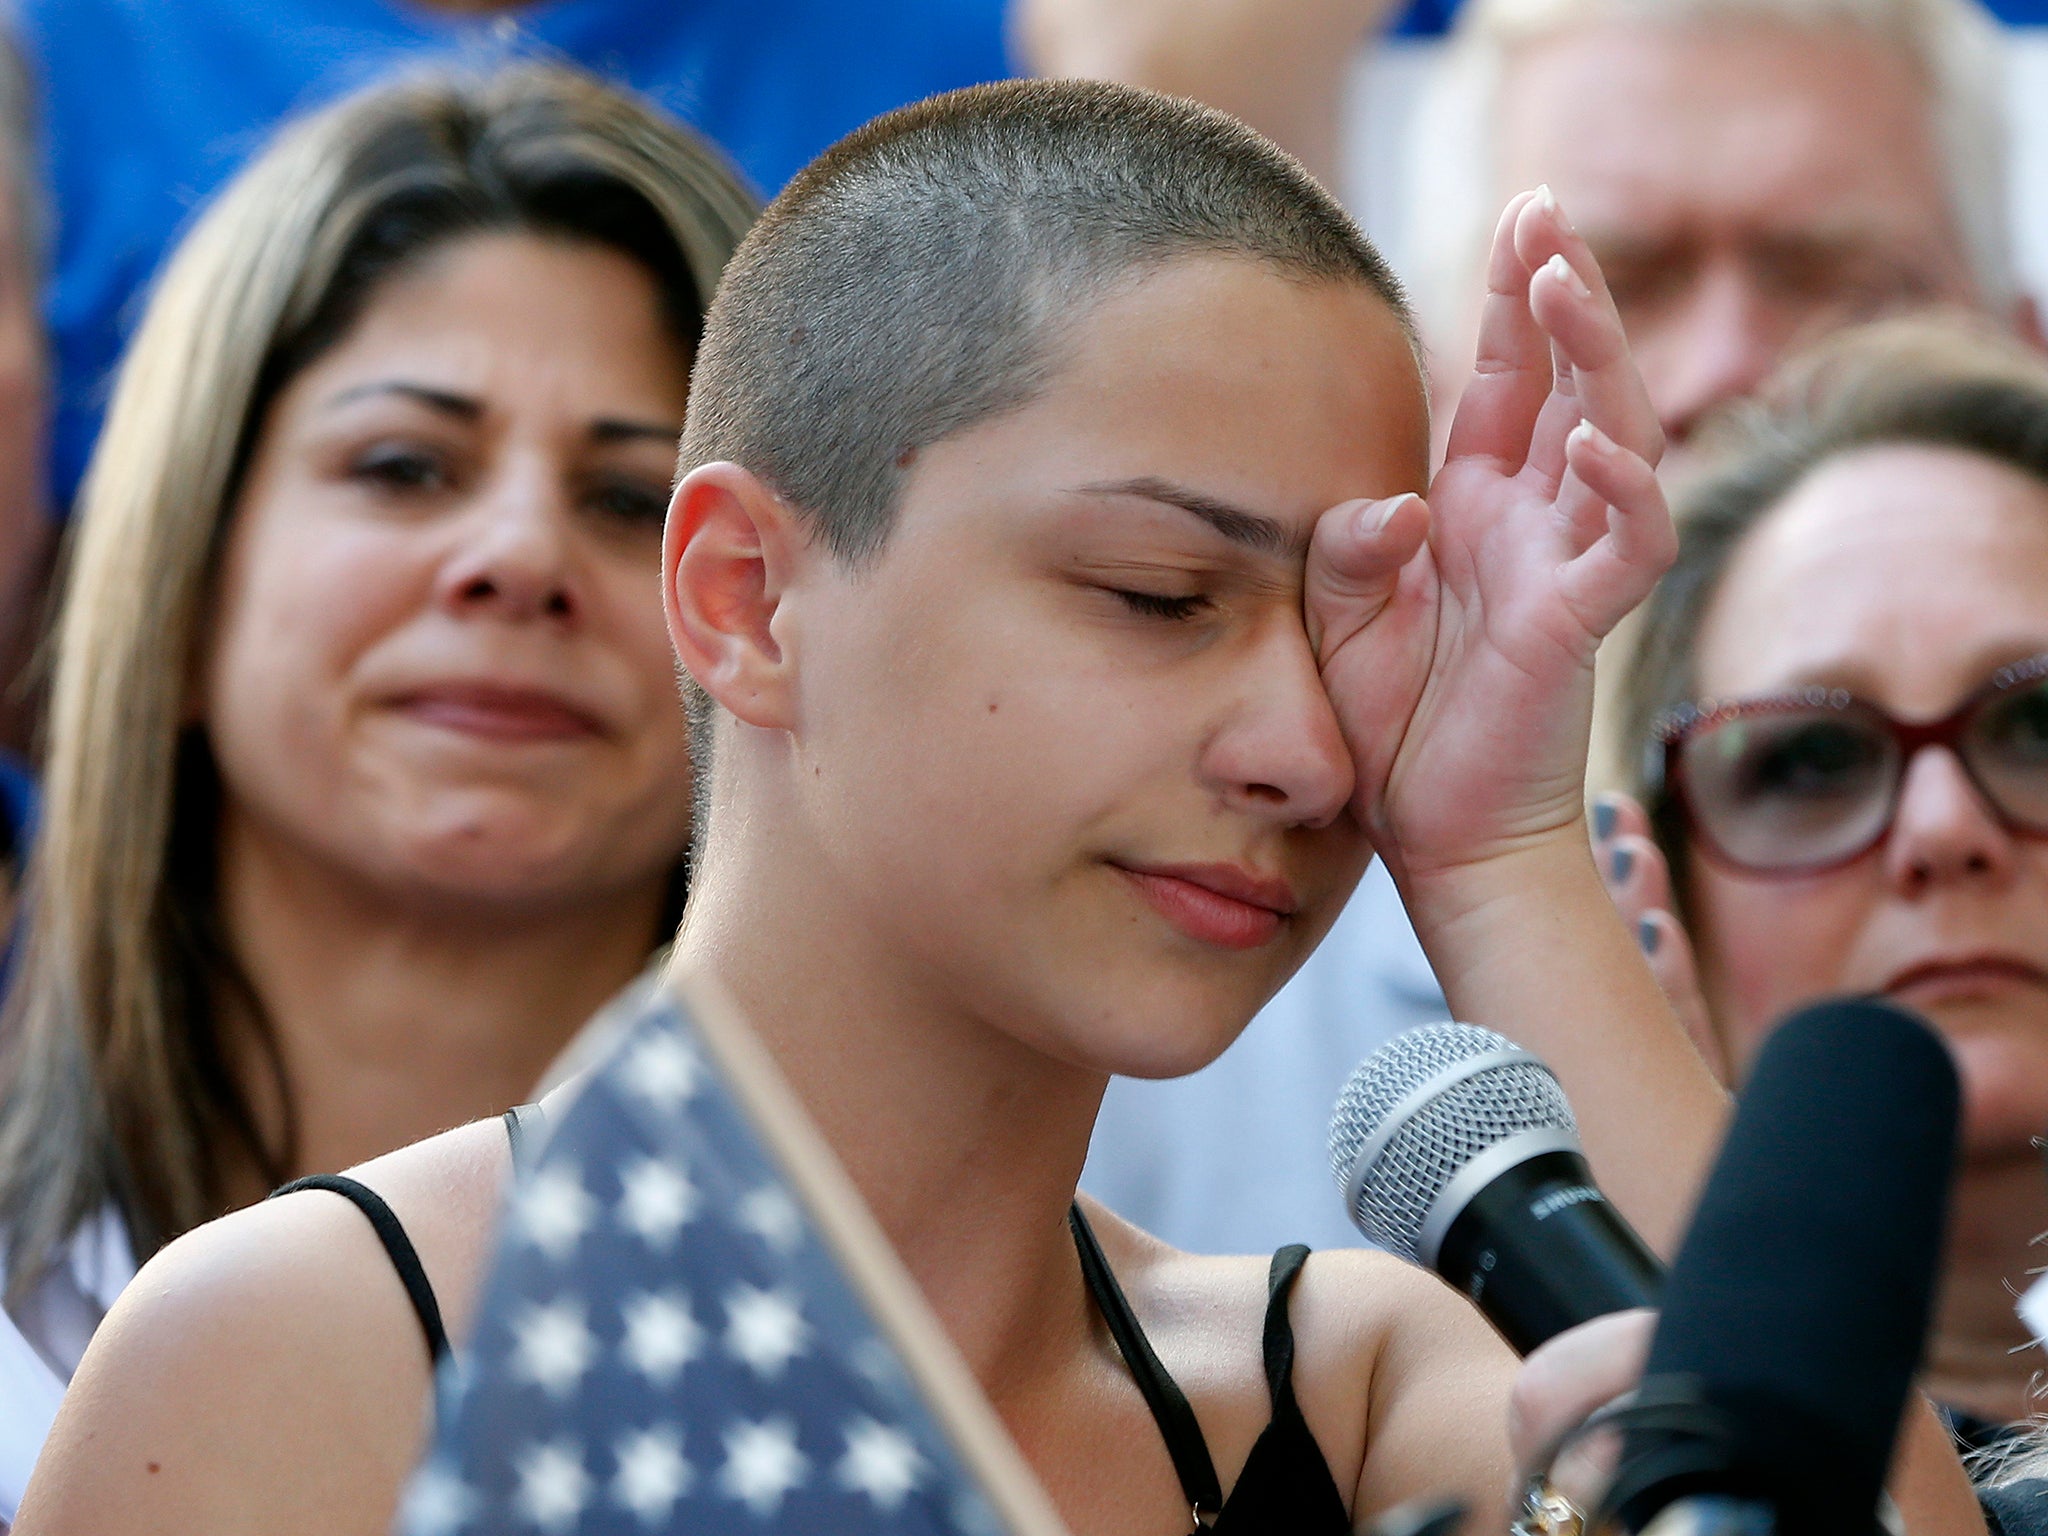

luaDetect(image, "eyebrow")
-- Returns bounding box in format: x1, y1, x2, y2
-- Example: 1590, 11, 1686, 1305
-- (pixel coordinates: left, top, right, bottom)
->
321, 381, 680, 443
1076, 476, 1303, 557
1583, 220, 1931, 273
323, 381, 482, 418
590, 418, 682, 445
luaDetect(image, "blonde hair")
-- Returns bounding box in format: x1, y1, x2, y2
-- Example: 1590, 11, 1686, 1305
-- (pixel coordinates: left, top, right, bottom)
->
0, 64, 756, 1293
1404, 0, 2013, 338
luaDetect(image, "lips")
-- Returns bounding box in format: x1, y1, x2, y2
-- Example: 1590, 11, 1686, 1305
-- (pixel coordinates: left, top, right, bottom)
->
389, 682, 605, 743
1882, 955, 2048, 1003
1112, 860, 1297, 950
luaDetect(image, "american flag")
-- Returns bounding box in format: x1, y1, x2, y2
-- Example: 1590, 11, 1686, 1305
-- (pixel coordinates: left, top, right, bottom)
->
398, 993, 1014, 1535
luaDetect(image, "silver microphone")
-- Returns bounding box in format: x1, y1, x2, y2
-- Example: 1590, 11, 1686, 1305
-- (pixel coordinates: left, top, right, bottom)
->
1328, 1022, 1661, 1354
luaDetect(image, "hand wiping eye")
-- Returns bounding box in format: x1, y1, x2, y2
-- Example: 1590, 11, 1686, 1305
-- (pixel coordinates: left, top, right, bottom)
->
1303, 187, 1676, 886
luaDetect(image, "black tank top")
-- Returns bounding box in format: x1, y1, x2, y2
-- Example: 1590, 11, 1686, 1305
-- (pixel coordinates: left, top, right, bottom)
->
271, 1119, 1350, 1534
1068, 1204, 1350, 1535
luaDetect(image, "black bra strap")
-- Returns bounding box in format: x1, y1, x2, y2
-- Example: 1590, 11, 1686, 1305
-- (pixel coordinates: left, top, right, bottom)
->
271, 1173, 450, 1366
1261, 1244, 1314, 1425
1069, 1204, 1224, 1519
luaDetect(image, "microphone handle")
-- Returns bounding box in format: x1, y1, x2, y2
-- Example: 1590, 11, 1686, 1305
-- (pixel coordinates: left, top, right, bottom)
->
1435, 1149, 1664, 1354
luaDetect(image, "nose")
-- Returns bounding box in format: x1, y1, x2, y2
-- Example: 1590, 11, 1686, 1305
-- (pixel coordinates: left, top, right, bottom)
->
1638, 263, 1787, 447
434, 458, 582, 624
1881, 745, 2018, 894
1200, 625, 1355, 828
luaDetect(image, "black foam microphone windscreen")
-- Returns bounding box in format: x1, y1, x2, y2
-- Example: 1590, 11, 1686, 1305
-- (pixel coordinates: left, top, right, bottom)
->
1611, 996, 1959, 1535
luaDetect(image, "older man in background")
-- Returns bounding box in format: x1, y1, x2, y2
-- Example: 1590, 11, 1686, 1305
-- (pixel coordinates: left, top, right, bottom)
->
1070, 0, 2035, 1254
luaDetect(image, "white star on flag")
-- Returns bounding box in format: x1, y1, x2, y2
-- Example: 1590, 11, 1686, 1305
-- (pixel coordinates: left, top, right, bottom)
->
835, 1416, 927, 1510
619, 1289, 703, 1386
735, 1183, 804, 1254
610, 1423, 693, 1524
517, 1164, 596, 1261
617, 1155, 698, 1247
512, 1298, 597, 1399
717, 1416, 809, 1517
513, 1438, 591, 1534
397, 1460, 477, 1536
724, 1283, 811, 1379
621, 1026, 702, 1111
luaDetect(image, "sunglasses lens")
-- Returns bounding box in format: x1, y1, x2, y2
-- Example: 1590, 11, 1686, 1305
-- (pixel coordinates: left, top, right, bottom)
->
1969, 675, 2048, 831
1680, 708, 1897, 871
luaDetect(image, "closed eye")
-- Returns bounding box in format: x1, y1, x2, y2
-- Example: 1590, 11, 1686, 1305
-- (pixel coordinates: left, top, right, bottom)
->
1111, 588, 1209, 621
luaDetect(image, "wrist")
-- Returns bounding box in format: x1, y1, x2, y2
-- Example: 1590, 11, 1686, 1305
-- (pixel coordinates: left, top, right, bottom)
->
1390, 819, 1600, 943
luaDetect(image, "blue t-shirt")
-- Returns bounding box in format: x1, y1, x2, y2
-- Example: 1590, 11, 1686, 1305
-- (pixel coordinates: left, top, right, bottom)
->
20, 0, 1014, 509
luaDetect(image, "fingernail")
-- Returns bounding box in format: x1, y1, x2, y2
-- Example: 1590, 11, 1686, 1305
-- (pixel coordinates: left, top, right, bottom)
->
1569, 418, 1610, 455
1371, 493, 1415, 533
1546, 252, 1592, 299
1592, 798, 1618, 841
1609, 846, 1634, 884
1535, 183, 1576, 234
1638, 916, 1661, 955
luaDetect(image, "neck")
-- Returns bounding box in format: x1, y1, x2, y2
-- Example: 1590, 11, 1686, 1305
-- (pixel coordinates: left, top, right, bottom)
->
1921, 1152, 2048, 1427
675, 795, 1107, 1405
215, 809, 667, 1205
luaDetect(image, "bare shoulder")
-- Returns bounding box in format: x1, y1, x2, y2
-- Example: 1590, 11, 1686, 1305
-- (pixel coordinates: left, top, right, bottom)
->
15, 1117, 512, 1536
1079, 1200, 1515, 1527
1284, 1245, 1517, 1525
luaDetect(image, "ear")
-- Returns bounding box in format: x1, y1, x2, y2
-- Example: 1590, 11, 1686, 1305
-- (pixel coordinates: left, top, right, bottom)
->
663, 462, 807, 732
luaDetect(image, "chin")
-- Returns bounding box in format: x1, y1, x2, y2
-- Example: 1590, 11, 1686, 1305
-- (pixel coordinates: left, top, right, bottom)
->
1941, 1026, 2048, 1161
1049, 980, 1269, 1082
403, 785, 680, 867
368, 818, 659, 908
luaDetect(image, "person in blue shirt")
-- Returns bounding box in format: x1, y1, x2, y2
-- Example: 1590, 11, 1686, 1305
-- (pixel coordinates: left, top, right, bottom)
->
18, 0, 1015, 514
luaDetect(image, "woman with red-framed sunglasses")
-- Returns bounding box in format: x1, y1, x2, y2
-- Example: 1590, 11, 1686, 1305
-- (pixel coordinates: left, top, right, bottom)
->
1650, 653, 2048, 878
1603, 317, 2048, 1449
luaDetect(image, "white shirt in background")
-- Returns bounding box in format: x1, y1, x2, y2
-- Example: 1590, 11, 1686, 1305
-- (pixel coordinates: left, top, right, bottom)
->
0, 1207, 136, 1525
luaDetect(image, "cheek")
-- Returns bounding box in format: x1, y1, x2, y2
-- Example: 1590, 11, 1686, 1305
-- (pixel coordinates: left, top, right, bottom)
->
587, 552, 689, 720
801, 587, 1187, 889
202, 516, 429, 759
1688, 863, 1872, 1070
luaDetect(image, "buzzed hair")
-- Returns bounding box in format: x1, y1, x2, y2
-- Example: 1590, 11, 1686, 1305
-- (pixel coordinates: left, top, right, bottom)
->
679, 77, 1414, 564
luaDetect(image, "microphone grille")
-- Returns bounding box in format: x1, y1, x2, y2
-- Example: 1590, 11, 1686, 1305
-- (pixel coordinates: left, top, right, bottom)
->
1327, 1022, 1577, 1261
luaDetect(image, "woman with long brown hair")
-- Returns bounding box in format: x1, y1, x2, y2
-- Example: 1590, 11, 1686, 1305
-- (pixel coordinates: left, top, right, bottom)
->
0, 63, 755, 1516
